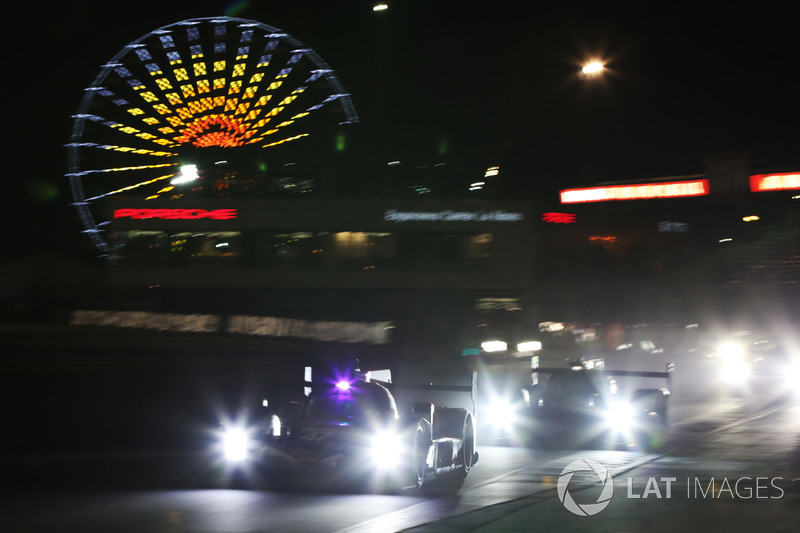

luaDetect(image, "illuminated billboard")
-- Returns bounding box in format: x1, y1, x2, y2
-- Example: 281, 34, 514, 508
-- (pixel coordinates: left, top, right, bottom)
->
542, 212, 576, 223
113, 208, 237, 220
749, 173, 800, 192
559, 180, 710, 204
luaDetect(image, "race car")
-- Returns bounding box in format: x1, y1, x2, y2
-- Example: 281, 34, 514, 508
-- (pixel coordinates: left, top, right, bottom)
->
710, 335, 800, 398
519, 358, 674, 451
214, 364, 479, 493
475, 358, 536, 446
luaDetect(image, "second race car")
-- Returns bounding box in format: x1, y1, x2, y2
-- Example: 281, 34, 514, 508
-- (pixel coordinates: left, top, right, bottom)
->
524, 358, 674, 451
478, 356, 674, 451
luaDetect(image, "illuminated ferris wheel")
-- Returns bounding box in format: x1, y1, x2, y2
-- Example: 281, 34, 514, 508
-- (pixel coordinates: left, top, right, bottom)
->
67, 17, 359, 254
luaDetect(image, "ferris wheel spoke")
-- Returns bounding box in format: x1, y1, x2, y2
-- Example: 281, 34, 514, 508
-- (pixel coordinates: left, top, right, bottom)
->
73, 163, 176, 176
262, 133, 310, 149
83, 173, 178, 202
66, 143, 176, 158
76, 112, 176, 149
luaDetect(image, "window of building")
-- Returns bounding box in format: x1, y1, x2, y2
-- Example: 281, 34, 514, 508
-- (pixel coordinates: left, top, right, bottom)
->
248, 232, 323, 269
108, 229, 493, 271
328, 232, 397, 270
397, 232, 492, 270
107, 230, 242, 267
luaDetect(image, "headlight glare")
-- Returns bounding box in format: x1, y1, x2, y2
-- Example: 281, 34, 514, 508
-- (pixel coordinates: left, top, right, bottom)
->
370, 431, 401, 467
487, 399, 516, 429
718, 342, 744, 359
605, 401, 635, 429
223, 428, 249, 461
721, 358, 749, 384
786, 359, 800, 388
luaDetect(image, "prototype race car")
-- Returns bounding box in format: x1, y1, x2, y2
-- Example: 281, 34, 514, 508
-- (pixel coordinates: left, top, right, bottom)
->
710, 335, 800, 398
214, 364, 479, 493
517, 358, 674, 451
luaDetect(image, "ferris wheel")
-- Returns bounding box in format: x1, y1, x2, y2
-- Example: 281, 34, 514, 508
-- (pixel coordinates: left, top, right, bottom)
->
67, 17, 359, 254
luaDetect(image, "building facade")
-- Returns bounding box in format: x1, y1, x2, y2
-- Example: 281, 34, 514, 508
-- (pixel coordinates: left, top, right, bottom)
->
82, 196, 536, 356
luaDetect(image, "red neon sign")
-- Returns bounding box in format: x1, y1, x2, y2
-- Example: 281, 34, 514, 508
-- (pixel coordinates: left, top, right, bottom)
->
749, 173, 800, 192
542, 212, 577, 224
560, 180, 710, 204
113, 208, 237, 220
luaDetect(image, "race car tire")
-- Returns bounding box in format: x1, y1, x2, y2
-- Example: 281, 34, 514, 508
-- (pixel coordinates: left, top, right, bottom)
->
412, 419, 433, 488
631, 389, 670, 452
631, 388, 669, 425
432, 407, 475, 477
461, 414, 476, 475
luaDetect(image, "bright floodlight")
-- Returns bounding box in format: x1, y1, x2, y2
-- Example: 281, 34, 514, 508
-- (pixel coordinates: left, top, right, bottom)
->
482, 340, 508, 353
335, 380, 351, 391
517, 341, 542, 353
582, 62, 604, 76
373, 3, 389, 12
171, 164, 199, 184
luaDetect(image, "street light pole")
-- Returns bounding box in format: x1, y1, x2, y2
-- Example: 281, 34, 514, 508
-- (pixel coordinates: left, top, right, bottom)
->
579, 60, 605, 181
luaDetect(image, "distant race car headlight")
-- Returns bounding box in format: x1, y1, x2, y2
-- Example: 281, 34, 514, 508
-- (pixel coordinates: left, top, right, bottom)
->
715, 342, 750, 384
720, 357, 749, 384
223, 428, 249, 461
487, 398, 516, 429
605, 401, 635, 430
370, 431, 402, 468
718, 342, 745, 359
787, 359, 800, 388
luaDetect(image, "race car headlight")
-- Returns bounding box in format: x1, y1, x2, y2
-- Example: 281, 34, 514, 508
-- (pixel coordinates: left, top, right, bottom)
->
370, 431, 402, 468
786, 359, 800, 387
487, 399, 516, 429
718, 342, 745, 359
223, 428, 249, 461
720, 357, 749, 384
605, 401, 635, 429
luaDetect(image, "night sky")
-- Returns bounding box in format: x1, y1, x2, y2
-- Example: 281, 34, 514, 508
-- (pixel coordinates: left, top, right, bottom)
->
3, 0, 797, 262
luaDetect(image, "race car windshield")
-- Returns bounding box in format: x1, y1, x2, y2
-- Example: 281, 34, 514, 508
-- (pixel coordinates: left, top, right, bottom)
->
305, 386, 397, 424
545, 371, 603, 399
